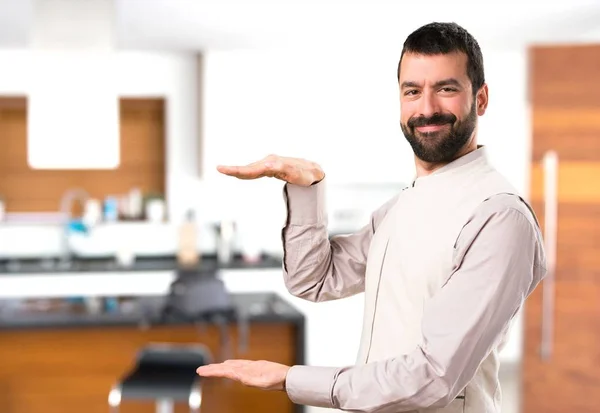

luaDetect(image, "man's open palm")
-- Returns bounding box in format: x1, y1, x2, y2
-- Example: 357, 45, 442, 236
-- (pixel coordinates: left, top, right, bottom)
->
217, 155, 324, 187
196, 359, 290, 391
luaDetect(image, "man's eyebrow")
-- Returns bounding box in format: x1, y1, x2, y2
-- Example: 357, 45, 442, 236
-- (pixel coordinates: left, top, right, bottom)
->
400, 78, 463, 89
400, 81, 421, 89
433, 78, 463, 88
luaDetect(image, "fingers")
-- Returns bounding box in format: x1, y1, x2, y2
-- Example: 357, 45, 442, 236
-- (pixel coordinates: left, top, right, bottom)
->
197, 360, 257, 388
196, 359, 252, 376
216, 164, 265, 179
197, 359, 287, 391
217, 157, 284, 180
196, 364, 223, 377
215, 165, 238, 175
196, 363, 240, 381
216, 155, 322, 186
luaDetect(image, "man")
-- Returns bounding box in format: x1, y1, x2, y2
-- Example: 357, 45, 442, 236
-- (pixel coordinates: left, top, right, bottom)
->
197, 22, 547, 413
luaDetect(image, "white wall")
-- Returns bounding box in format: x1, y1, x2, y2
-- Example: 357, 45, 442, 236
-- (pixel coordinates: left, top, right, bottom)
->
201, 46, 410, 184
476, 46, 531, 197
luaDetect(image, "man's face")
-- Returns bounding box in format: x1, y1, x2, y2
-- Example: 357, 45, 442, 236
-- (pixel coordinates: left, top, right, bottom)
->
398, 51, 487, 163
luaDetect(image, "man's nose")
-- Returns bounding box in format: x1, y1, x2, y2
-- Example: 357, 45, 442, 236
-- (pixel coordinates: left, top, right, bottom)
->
418, 92, 441, 118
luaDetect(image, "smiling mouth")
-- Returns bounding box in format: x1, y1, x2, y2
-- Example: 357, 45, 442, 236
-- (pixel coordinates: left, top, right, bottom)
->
415, 124, 449, 133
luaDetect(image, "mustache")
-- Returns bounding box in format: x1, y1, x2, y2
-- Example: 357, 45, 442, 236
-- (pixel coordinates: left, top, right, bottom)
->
407, 113, 457, 128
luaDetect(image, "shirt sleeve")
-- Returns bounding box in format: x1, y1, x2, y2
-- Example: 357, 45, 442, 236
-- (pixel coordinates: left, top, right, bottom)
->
284, 197, 547, 412
282, 178, 400, 302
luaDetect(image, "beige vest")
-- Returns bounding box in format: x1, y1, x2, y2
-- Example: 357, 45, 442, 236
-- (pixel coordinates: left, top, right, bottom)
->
356, 152, 521, 413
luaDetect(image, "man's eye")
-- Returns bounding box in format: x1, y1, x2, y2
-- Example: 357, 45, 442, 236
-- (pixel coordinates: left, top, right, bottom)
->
404, 90, 418, 96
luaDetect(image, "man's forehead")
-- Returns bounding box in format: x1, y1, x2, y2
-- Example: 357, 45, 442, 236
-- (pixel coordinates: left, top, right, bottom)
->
399, 51, 469, 84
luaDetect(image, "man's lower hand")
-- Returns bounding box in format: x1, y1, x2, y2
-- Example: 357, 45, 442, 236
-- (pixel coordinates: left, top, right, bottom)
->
196, 359, 291, 391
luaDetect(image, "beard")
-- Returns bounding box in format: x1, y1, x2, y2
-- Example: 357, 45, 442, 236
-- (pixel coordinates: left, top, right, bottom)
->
400, 103, 477, 163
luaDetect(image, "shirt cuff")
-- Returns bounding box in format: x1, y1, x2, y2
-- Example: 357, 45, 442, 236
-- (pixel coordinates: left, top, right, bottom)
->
283, 178, 326, 226
285, 365, 339, 408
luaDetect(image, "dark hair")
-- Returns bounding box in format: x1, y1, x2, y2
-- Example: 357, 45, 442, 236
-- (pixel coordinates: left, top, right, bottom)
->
397, 22, 484, 95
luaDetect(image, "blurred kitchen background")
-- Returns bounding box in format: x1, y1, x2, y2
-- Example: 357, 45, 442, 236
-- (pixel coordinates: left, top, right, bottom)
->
0, 0, 598, 412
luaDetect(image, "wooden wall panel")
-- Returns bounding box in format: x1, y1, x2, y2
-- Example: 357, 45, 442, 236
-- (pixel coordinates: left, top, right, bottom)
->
529, 201, 600, 283
523, 44, 600, 413
529, 44, 600, 109
530, 162, 600, 204
530, 108, 600, 161
0, 97, 165, 213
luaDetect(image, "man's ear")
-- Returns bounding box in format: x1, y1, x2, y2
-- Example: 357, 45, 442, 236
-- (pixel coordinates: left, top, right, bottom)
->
476, 83, 489, 116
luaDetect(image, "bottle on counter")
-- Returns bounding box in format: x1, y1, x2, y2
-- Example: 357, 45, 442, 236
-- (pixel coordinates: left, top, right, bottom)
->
177, 209, 200, 268
103, 196, 119, 222
82, 198, 102, 228
128, 187, 143, 220
216, 220, 236, 265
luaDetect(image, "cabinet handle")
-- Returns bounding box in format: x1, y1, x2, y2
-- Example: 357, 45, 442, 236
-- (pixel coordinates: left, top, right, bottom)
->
540, 150, 558, 361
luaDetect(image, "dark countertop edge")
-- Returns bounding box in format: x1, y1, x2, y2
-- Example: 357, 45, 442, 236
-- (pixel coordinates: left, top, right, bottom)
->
0, 314, 306, 331
0, 253, 284, 276
0, 292, 306, 331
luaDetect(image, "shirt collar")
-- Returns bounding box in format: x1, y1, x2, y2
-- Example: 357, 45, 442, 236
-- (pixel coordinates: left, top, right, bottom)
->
411, 145, 487, 187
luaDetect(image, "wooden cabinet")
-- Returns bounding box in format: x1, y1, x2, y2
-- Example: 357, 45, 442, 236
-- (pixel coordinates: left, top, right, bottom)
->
0, 322, 301, 413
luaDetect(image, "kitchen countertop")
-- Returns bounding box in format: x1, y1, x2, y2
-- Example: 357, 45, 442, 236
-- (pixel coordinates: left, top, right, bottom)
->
0, 292, 304, 330
0, 253, 283, 275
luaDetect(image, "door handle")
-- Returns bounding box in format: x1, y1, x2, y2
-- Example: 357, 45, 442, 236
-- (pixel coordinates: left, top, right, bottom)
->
540, 150, 558, 361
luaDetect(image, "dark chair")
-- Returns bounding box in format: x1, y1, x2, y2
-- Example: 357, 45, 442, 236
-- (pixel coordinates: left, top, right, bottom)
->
108, 343, 211, 413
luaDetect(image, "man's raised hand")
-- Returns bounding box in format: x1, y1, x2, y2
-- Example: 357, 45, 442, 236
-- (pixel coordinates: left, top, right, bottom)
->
216, 154, 324, 187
